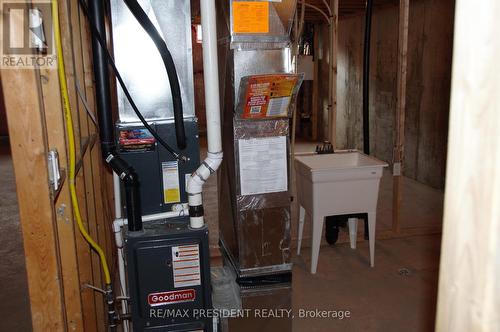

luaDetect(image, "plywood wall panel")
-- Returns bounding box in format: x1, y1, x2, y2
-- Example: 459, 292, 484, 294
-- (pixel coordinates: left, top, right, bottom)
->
337, 5, 398, 163
407, 0, 454, 189
336, 0, 454, 188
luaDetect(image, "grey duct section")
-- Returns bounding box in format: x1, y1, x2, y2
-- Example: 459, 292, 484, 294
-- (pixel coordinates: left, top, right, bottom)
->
109, 0, 195, 122
216, 0, 296, 276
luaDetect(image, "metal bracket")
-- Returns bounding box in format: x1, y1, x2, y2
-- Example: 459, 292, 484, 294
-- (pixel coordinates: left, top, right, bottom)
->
48, 149, 61, 192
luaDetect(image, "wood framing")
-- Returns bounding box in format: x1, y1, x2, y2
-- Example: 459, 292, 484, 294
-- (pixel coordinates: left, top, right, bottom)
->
1, 0, 115, 330
312, 23, 319, 141
435, 0, 500, 330
2, 67, 67, 332
392, 0, 409, 234
329, 0, 339, 146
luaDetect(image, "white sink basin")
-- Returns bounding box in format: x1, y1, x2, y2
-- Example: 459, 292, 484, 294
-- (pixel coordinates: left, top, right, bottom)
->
294, 151, 388, 218
295, 152, 388, 183
294, 151, 388, 272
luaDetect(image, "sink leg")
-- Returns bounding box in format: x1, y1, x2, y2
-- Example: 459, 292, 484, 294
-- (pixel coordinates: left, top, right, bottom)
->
368, 212, 376, 267
297, 206, 305, 255
311, 214, 324, 274
348, 218, 358, 249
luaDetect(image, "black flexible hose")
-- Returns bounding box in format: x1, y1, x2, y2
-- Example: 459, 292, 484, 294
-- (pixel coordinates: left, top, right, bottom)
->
363, 0, 374, 155
362, 0, 374, 240
123, 0, 187, 150
78, 0, 188, 162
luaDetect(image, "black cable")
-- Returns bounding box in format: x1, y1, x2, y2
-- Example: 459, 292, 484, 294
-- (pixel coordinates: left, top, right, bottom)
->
362, 0, 374, 240
78, 0, 187, 162
363, 0, 374, 155
123, 0, 187, 150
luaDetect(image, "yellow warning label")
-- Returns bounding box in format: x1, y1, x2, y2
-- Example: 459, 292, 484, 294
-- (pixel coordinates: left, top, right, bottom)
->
232, 1, 269, 34
164, 189, 180, 204
162, 161, 180, 204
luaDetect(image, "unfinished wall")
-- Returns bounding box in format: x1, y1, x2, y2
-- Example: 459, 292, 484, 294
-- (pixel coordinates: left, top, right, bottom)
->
1, 1, 117, 329
336, 0, 455, 189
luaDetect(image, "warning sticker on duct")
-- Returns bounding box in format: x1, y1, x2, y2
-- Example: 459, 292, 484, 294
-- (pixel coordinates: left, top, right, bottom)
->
238, 136, 288, 195
237, 74, 304, 119
232, 1, 269, 34
162, 161, 180, 203
172, 245, 201, 288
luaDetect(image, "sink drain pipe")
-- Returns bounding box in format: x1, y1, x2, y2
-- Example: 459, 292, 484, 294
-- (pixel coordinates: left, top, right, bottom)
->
362, 0, 374, 239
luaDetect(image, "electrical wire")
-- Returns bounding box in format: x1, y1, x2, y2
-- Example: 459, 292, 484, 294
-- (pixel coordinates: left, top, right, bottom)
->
83, 283, 106, 294
76, 80, 98, 127
77, 0, 188, 163
51, 0, 111, 285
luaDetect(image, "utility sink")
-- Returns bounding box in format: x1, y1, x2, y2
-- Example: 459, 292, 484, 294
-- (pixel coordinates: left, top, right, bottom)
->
295, 151, 388, 217
295, 151, 388, 183
294, 151, 388, 272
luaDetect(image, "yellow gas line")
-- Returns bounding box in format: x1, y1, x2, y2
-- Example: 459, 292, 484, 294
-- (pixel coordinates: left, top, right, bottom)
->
51, 0, 111, 285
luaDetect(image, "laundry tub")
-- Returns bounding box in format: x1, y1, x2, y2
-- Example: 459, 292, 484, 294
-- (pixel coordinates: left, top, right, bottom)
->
294, 151, 388, 273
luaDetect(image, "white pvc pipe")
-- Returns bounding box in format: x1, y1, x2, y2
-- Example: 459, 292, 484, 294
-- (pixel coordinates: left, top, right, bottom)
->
114, 209, 190, 240
113, 172, 122, 219
201, 0, 222, 155
117, 247, 128, 332
187, 0, 223, 229
113, 172, 128, 332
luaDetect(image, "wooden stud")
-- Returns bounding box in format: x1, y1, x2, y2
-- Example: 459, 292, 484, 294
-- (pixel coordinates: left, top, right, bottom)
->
57, 0, 98, 329
392, 0, 409, 234
2, 69, 66, 331
312, 23, 319, 141
68, 0, 106, 327
329, 0, 339, 146
436, 0, 500, 330
39, 60, 85, 331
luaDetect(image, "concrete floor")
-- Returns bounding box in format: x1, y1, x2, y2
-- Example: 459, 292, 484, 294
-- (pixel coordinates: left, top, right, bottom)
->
0, 139, 32, 332
0, 139, 442, 331
292, 234, 441, 332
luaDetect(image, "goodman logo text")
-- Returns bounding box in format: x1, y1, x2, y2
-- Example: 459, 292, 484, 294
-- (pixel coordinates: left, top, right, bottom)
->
148, 289, 196, 307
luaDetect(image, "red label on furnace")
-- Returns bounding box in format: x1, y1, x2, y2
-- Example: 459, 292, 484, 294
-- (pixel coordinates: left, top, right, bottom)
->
147, 289, 196, 307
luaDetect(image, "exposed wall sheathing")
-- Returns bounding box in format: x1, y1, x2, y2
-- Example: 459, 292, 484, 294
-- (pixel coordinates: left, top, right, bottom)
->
336, 0, 454, 189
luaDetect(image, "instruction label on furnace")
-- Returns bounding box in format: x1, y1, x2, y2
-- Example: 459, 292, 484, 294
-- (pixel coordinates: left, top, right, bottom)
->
232, 1, 269, 34
238, 74, 302, 119
172, 244, 201, 288
238, 136, 288, 195
162, 161, 180, 203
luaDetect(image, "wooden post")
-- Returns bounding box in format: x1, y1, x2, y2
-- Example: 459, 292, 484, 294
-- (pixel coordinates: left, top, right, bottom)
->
392, 0, 409, 234
312, 23, 319, 141
57, 0, 99, 329
39, 46, 86, 332
435, 0, 500, 330
329, 0, 339, 146
2, 70, 66, 331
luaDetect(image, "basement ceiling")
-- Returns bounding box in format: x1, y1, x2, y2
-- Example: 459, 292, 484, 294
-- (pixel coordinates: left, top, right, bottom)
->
303, 0, 399, 21
191, 1, 400, 24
